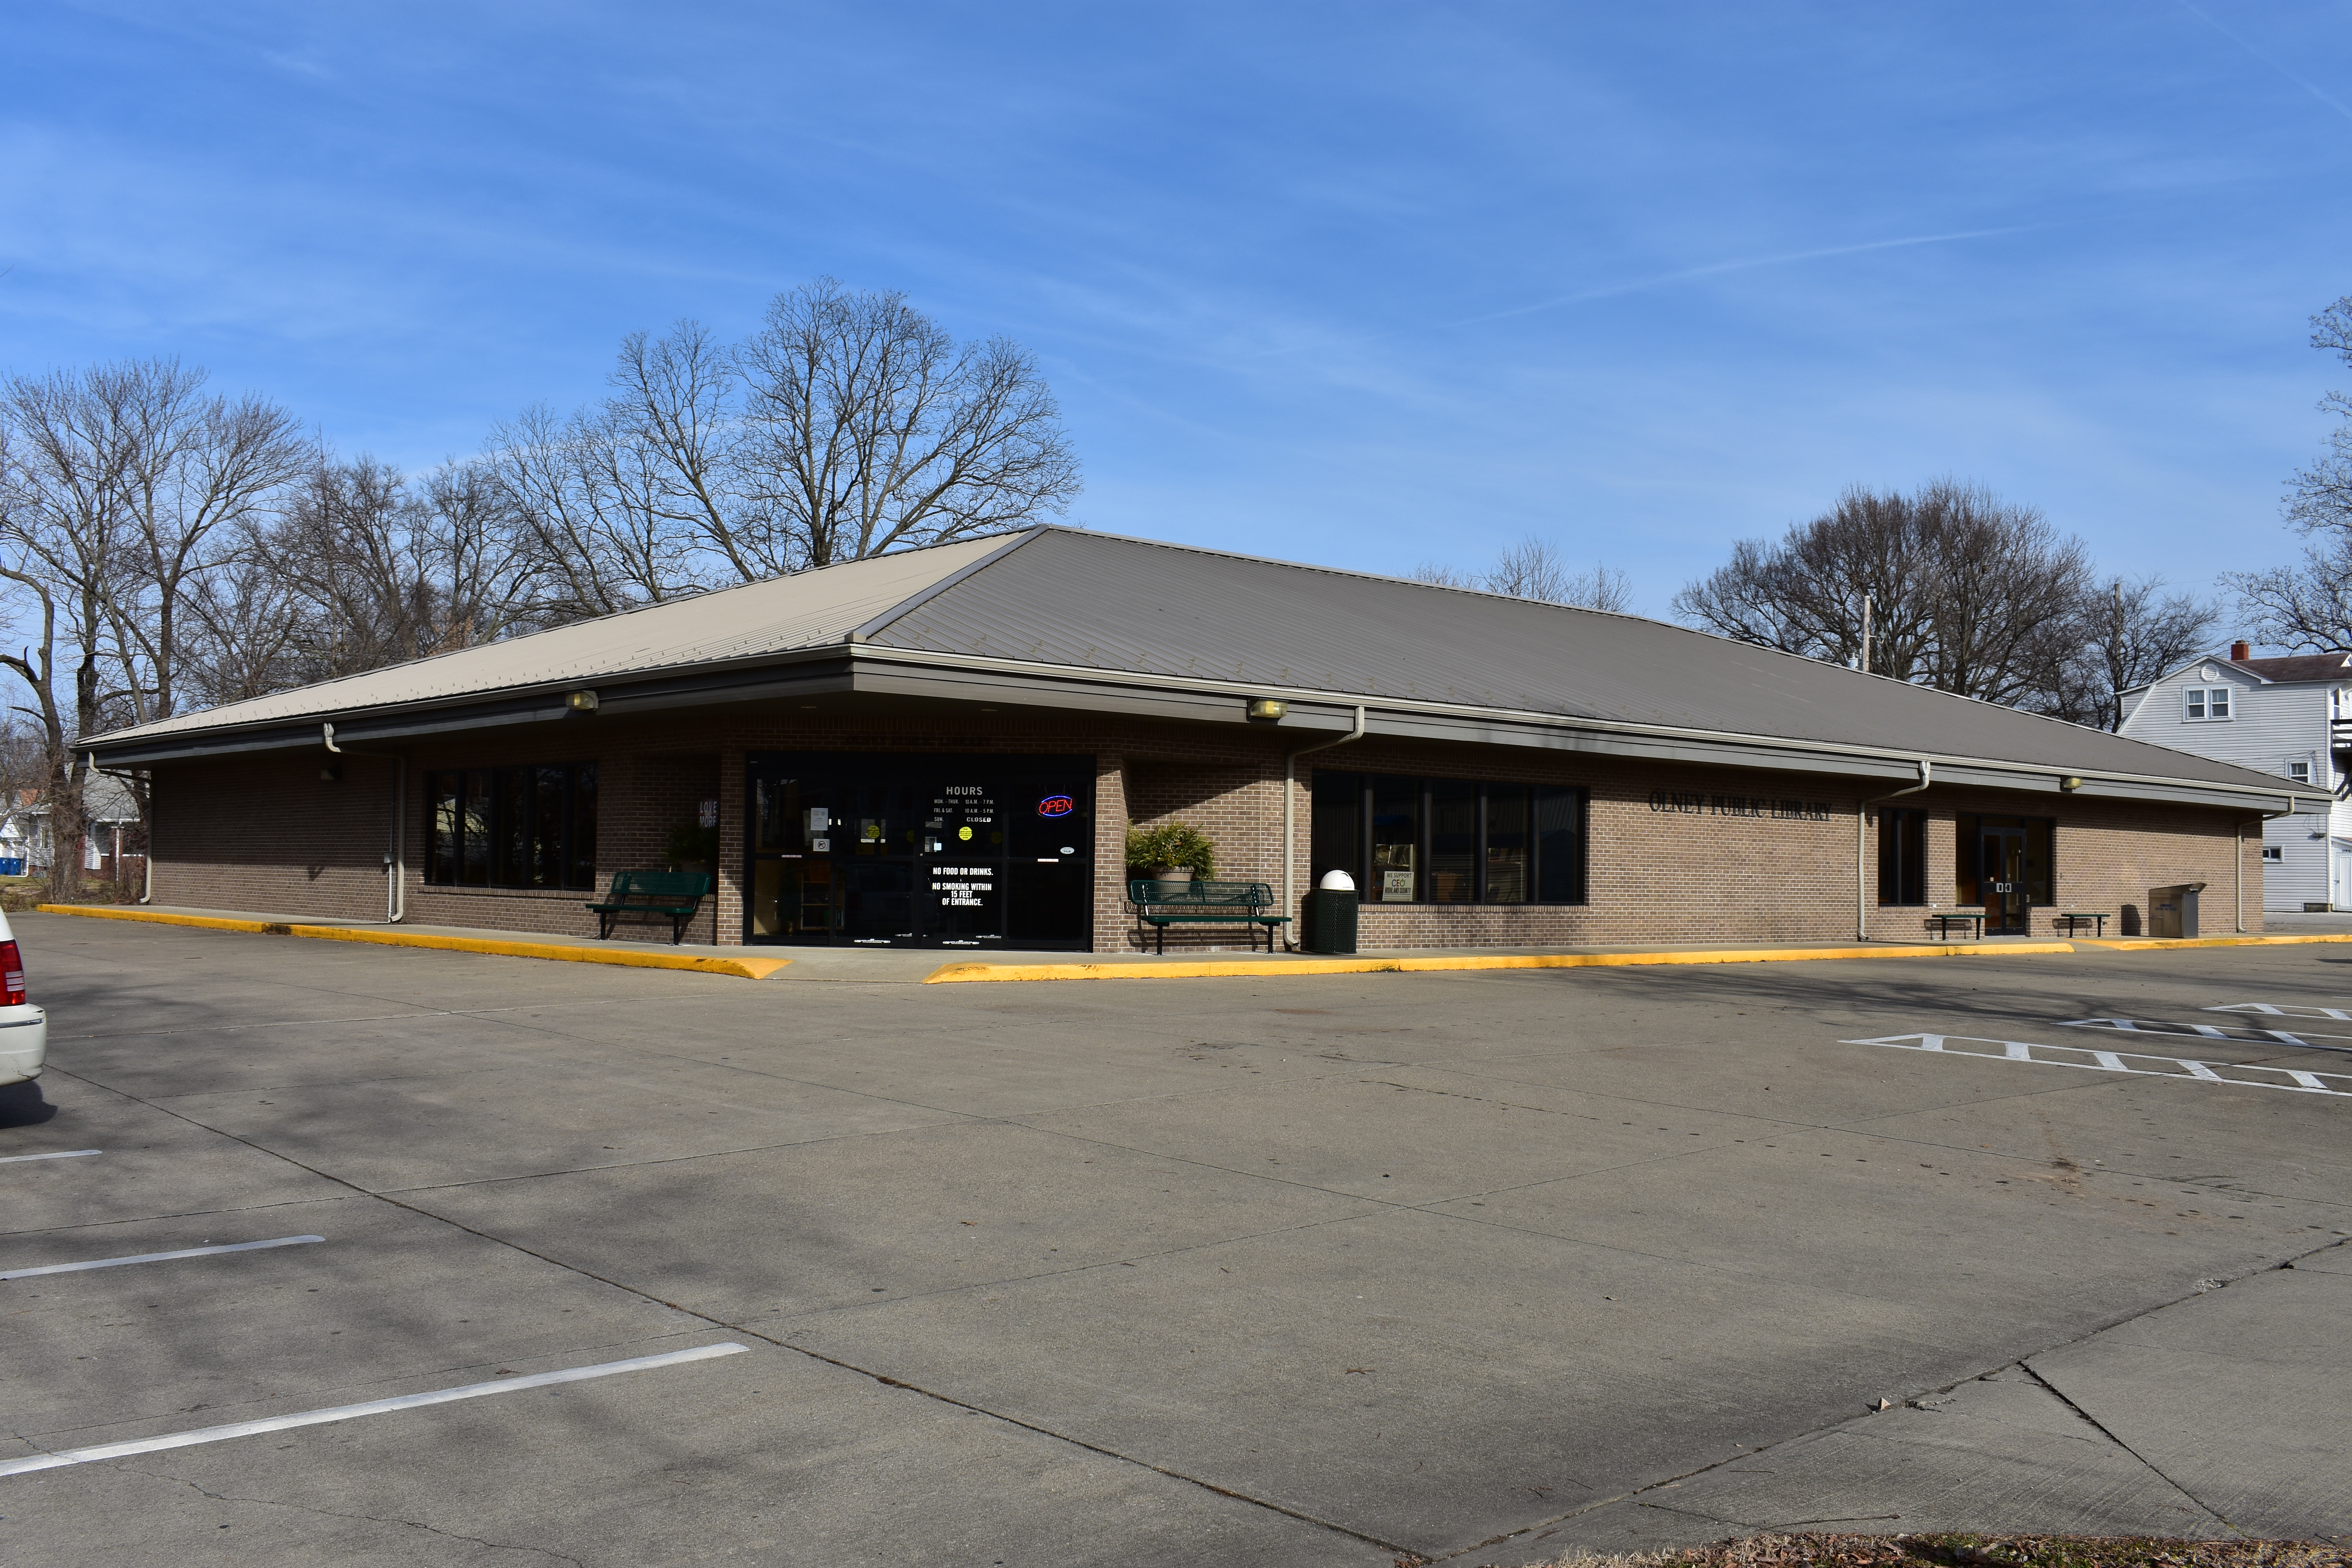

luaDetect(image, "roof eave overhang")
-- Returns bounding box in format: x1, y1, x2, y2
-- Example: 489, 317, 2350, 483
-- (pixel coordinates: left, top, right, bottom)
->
84, 642, 2296, 815
846, 646, 2296, 813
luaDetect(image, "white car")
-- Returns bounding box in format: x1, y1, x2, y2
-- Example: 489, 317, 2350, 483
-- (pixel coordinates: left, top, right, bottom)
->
0, 907, 45, 1087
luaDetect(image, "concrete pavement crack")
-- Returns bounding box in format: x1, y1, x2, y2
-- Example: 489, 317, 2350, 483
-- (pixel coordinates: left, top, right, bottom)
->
145, 1471, 587, 1564
44, 1067, 1421, 1562
2016, 1360, 2243, 1538
1414, 1243, 2344, 1563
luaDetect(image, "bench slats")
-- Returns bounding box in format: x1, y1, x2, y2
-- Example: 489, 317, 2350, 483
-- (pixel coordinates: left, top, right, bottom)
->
586, 871, 715, 944
1127, 879, 1289, 953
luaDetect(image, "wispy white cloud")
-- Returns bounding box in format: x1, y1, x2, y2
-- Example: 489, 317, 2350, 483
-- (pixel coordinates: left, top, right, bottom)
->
2176, 0, 2352, 126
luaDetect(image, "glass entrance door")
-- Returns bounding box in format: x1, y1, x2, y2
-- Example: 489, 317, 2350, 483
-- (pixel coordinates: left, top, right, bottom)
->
746, 753, 1093, 949
1980, 827, 2028, 935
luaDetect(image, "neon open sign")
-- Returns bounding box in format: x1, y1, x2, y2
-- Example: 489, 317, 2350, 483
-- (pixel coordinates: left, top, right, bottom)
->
1037, 794, 1075, 818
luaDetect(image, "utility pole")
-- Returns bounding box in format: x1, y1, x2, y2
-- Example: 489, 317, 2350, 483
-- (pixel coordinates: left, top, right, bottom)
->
1860, 594, 1872, 675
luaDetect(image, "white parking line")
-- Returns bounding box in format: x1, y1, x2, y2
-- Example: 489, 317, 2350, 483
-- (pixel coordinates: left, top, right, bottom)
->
0, 1149, 100, 1164
0, 1341, 750, 1478
0, 1234, 324, 1281
2056, 1017, 2352, 1055
1844, 1034, 2352, 1096
2209, 1003, 2352, 1021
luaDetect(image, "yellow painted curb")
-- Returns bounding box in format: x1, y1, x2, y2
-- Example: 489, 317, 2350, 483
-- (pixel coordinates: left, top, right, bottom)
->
924, 940, 2079, 983
2071, 933, 2352, 951
35, 904, 791, 980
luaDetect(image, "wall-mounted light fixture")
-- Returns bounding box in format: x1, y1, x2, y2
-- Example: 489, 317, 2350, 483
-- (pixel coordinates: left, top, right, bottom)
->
1246, 697, 1288, 722
2060, 775, 2082, 791
566, 690, 599, 713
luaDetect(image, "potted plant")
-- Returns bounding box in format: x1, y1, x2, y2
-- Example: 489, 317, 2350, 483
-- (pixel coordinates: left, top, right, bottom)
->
1125, 822, 1215, 889
667, 820, 719, 875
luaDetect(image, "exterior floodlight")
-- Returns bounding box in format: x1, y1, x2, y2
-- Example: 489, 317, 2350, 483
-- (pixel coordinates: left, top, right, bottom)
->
1246, 697, 1288, 721
567, 690, 599, 713
2060, 775, 2082, 791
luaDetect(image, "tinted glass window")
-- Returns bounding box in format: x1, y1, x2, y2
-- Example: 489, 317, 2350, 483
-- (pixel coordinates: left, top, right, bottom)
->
1535, 787, 1583, 904
1369, 776, 1419, 902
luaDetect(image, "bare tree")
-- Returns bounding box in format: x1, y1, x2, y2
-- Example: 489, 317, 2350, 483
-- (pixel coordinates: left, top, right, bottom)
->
1672, 486, 1940, 679
1413, 537, 1635, 612
266, 454, 537, 683
1674, 479, 2099, 711
486, 400, 704, 622
1913, 479, 2092, 708
0, 367, 149, 898
2229, 298, 2352, 652
734, 279, 1082, 569
101, 365, 306, 730
2045, 576, 2222, 730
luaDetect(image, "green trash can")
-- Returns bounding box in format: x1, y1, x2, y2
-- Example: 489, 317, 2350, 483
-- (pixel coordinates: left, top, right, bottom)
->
1305, 873, 1359, 955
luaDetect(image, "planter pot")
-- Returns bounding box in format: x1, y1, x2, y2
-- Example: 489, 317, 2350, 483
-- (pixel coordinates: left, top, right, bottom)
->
1136, 865, 1194, 897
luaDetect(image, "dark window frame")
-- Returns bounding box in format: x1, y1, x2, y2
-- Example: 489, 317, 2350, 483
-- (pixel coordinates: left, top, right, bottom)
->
423, 761, 599, 890
1312, 771, 1587, 906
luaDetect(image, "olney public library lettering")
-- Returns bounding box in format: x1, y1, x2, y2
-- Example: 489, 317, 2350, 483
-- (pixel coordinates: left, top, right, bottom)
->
86, 527, 2297, 952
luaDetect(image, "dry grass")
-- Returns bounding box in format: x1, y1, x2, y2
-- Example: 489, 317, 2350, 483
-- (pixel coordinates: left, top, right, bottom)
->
1499, 1535, 2348, 1568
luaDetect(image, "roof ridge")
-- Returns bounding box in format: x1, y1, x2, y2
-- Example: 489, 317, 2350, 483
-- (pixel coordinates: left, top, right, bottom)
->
848, 527, 1050, 644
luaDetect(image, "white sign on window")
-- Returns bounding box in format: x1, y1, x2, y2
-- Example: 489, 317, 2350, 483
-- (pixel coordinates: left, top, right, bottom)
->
1382, 870, 1415, 900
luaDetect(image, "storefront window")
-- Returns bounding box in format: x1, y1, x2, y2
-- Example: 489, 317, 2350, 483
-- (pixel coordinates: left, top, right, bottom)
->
1878, 807, 1926, 906
1485, 788, 1530, 904
1534, 786, 1583, 904
744, 753, 1093, 949
1427, 779, 1478, 903
1369, 776, 1419, 903
424, 762, 598, 889
1315, 773, 1587, 905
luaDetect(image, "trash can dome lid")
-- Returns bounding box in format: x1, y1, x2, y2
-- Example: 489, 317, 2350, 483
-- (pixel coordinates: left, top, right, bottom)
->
1318, 870, 1357, 891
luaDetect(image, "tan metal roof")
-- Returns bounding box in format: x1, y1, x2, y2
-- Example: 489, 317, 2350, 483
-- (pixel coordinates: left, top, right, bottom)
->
98, 534, 1013, 744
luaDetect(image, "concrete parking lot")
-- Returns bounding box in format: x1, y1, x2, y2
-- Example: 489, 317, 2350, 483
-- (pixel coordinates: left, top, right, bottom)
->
2, 915, 2348, 1565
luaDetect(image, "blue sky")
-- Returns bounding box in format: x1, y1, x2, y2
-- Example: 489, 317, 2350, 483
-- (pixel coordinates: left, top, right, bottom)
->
6, 2, 2350, 623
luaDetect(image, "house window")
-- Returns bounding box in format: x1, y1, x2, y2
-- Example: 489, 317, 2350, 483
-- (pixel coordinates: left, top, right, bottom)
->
426, 762, 597, 889
1312, 772, 1587, 904
1877, 807, 1927, 906
2185, 686, 2230, 720
2290, 761, 2313, 784
2263, 844, 2283, 862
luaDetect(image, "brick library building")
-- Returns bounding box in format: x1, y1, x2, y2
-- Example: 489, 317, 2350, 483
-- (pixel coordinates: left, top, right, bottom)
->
85, 528, 2296, 953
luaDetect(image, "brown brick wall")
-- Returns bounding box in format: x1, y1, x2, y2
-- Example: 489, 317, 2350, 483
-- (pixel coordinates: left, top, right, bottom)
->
143, 710, 2263, 952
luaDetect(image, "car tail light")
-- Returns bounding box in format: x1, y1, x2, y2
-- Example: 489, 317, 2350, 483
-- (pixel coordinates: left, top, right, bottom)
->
1, 940, 25, 1006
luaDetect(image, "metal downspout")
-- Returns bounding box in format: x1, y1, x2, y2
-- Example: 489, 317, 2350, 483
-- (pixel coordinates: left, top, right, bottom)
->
1282, 705, 1367, 951
1859, 760, 1932, 940
325, 724, 406, 923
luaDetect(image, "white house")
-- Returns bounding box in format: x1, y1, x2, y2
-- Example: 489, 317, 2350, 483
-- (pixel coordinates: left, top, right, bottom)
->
2118, 642, 2348, 911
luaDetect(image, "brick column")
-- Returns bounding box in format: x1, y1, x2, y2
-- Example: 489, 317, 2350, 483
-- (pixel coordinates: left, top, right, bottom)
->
1093, 753, 1128, 953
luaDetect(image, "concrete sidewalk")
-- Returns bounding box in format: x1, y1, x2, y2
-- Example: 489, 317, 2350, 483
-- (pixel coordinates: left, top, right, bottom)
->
37, 901, 2091, 982
1471, 1244, 2352, 1563
35, 900, 2352, 985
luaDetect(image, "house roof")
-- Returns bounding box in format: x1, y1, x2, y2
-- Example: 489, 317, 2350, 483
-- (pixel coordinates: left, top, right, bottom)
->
2231, 653, 2352, 684
85, 526, 2299, 811
2118, 649, 2352, 697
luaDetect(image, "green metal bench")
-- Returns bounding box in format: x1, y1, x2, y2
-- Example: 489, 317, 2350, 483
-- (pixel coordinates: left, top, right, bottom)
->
1128, 878, 1290, 953
587, 871, 715, 944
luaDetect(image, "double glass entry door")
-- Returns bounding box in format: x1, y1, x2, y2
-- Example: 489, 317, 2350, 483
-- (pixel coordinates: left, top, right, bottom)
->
1980, 828, 2029, 935
745, 753, 1094, 949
